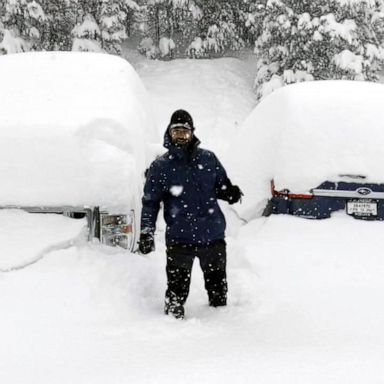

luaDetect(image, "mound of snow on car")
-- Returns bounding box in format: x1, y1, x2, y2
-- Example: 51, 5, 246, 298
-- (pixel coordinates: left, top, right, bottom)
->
0, 52, 156, 208
233, 80, 384, 219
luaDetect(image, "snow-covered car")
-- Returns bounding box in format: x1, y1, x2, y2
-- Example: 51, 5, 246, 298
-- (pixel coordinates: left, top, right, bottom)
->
0, 52, 155, 250
233, 80, 384, 221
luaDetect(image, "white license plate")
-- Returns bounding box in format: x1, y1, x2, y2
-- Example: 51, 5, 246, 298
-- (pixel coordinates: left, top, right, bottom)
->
347, 200, 377, 216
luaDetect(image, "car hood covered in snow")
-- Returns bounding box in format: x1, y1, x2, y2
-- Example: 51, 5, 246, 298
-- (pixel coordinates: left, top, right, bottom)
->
0, 51, 155, 208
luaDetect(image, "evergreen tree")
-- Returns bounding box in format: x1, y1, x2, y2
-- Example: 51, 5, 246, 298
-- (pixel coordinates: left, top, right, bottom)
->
0, 0, 141, 54
254, 0, 384, 100
120, 0, 142, 38
138, 0, 191, 58
0, 0, 255, 58
138, 0, 250, 59
0, 0, 47, 53
40, 0, 79, 50
242, 0, 267, 45
187, 0, 246, 57
72, 12, 103, 52
98, 0, 141, 53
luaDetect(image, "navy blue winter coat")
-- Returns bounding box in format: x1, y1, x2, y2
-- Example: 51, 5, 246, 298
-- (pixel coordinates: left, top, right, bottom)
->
140, 131, 231, 246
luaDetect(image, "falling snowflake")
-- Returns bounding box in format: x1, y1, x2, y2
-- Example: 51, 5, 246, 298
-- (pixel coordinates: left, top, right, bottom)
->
170, 185, 184, 196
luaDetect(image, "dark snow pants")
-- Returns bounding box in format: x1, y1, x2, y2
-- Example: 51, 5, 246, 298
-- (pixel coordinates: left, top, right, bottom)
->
165, 240, 227, 312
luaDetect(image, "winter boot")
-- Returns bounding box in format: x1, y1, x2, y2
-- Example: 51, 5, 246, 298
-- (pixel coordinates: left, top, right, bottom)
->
164, 302, 185, 320
208, 292, 227, 307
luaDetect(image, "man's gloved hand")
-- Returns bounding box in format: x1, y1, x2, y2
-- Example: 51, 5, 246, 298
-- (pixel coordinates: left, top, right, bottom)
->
138, 233, 155, 254
227, 185, 243, 204
216, 183, 244, 204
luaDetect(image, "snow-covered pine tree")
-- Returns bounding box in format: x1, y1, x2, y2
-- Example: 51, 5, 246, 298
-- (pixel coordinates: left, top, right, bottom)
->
99, 0, 141, 54
138, 0, 249, 59
242, 0, 267, 46
171, 0, 202, 57
39, 0, 79, 50
120, 0, 142, 38
187, 0, 246, 57
72, 0, 141, 54
0, 0, 47, 53
98, 0, 127, 54
254, 0, 384, 101
0, 0, 144, 54
71, 12, 103, 52
138, 0, 184, 58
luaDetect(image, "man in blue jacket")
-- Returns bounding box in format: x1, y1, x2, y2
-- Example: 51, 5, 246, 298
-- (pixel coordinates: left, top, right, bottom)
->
139, 109, 242, 319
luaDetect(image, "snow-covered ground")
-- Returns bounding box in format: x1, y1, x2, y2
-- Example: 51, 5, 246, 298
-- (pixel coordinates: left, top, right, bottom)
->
1, 50, 384, 383
2, 215, 384, 383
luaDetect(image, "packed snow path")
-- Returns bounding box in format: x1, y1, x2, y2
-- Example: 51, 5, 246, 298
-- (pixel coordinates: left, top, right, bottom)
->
1, 215, 384, 383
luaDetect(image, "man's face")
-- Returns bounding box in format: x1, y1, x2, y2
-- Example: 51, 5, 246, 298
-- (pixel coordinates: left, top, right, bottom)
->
169, 127, 193, 146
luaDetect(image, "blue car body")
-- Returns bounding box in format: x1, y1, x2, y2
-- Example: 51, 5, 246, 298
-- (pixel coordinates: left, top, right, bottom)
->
266, 177, 384, 220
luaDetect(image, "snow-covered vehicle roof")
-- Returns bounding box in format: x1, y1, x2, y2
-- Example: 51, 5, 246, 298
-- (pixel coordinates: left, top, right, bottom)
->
0, 51, 155, 208
233, 80, 384, 219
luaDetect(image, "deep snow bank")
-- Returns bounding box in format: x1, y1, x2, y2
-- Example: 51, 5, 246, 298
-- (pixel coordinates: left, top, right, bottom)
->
135, 57, 257, 159
0, 209, 86, 271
